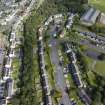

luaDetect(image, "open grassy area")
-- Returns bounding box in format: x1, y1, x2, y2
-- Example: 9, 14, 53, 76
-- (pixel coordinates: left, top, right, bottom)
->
89, 0, 105, 13
87, 58, 105, 77
94, 61, 105, 76
87, 71, 97, 86
12, 58, 20, 89
83, 54, 105, 77
79, 45, 105, 77
44, 45, 55, 88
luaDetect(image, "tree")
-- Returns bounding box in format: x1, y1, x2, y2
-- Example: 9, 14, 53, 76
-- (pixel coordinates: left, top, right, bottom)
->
98, 53, 105, 60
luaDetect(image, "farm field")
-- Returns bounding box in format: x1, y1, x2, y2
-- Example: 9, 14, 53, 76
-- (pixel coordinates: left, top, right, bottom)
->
89, 0, 105, 13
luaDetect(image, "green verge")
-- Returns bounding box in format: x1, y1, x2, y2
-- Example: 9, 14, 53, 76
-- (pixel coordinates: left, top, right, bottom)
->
89, 0, 105, 13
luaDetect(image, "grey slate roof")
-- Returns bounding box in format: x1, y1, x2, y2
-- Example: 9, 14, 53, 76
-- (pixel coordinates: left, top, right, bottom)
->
81, 8, 100, 25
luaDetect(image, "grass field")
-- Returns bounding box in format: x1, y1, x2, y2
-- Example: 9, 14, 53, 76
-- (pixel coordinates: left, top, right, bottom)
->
87, 71, 97, 86
89, 0, 105, 13
80, 45, 105, 77
94, 61, 105, 76
85, 55, 105, 77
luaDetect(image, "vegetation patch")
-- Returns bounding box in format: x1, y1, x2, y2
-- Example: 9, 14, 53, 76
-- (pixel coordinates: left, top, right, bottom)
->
89, 0, 105, 13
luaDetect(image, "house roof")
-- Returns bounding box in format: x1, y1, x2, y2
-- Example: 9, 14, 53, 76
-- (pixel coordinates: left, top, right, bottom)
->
81, 8, 100, 24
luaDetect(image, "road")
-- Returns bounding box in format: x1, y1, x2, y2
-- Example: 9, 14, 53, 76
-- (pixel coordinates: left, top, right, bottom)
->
80, 39, 105, 53
50, 39, 66, 90
50, 38, 72, 105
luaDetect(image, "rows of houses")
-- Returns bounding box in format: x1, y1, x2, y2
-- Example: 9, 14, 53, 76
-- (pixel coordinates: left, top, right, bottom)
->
66, 13, 75, 29
44, 13, 75, 39
65, 43, 92, 105
65, 43, 83, 88
0, 28, 22, 105
44, 14, 63, 26
0, 35, 6, 105
38, 28, 52, 105
78, 30, 105, 50
79, 31, 105, 44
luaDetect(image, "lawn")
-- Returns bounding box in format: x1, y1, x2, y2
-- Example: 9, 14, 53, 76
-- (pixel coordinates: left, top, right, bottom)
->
84, 55, 105, 77
94, 61, 105, 76
80, 45, 105, 77
12, 58, 20, 89
89, 0, 105, 13
87, 71, 97, 86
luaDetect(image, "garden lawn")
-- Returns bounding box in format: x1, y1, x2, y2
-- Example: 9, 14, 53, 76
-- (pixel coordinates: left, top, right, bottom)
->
89, 0, 105, 13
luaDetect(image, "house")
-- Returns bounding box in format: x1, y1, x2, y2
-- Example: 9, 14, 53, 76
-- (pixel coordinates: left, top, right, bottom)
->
80, 8, 100, 26
6, 78, 13, 99
60, 31, 65, 38
54, 14, 63, 19
99, 13, 105, 25
9, 49, 15, 58
68, 64, 83, 88
10, 32, 15, 42
65, 43, 72, 53
44, 16, 53, 26
10, 40, 16, 49
54, 14, 63, 24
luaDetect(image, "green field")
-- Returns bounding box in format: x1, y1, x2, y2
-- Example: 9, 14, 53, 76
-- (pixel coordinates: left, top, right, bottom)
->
80, 45, 105, 77
85, 55, 105, 77
89, 0, 105, 13
94, 61, 105, 76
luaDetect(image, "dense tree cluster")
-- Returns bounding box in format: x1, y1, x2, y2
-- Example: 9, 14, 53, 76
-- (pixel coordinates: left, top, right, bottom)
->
57, 0, 88, 13
76, 50, 89, 73
90, 73, 105, 105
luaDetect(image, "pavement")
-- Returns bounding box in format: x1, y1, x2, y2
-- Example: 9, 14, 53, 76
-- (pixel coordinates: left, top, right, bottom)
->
49, 38, 72, 105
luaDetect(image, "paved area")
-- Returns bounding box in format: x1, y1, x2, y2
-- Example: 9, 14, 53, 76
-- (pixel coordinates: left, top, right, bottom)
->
50, 38, 71, 105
